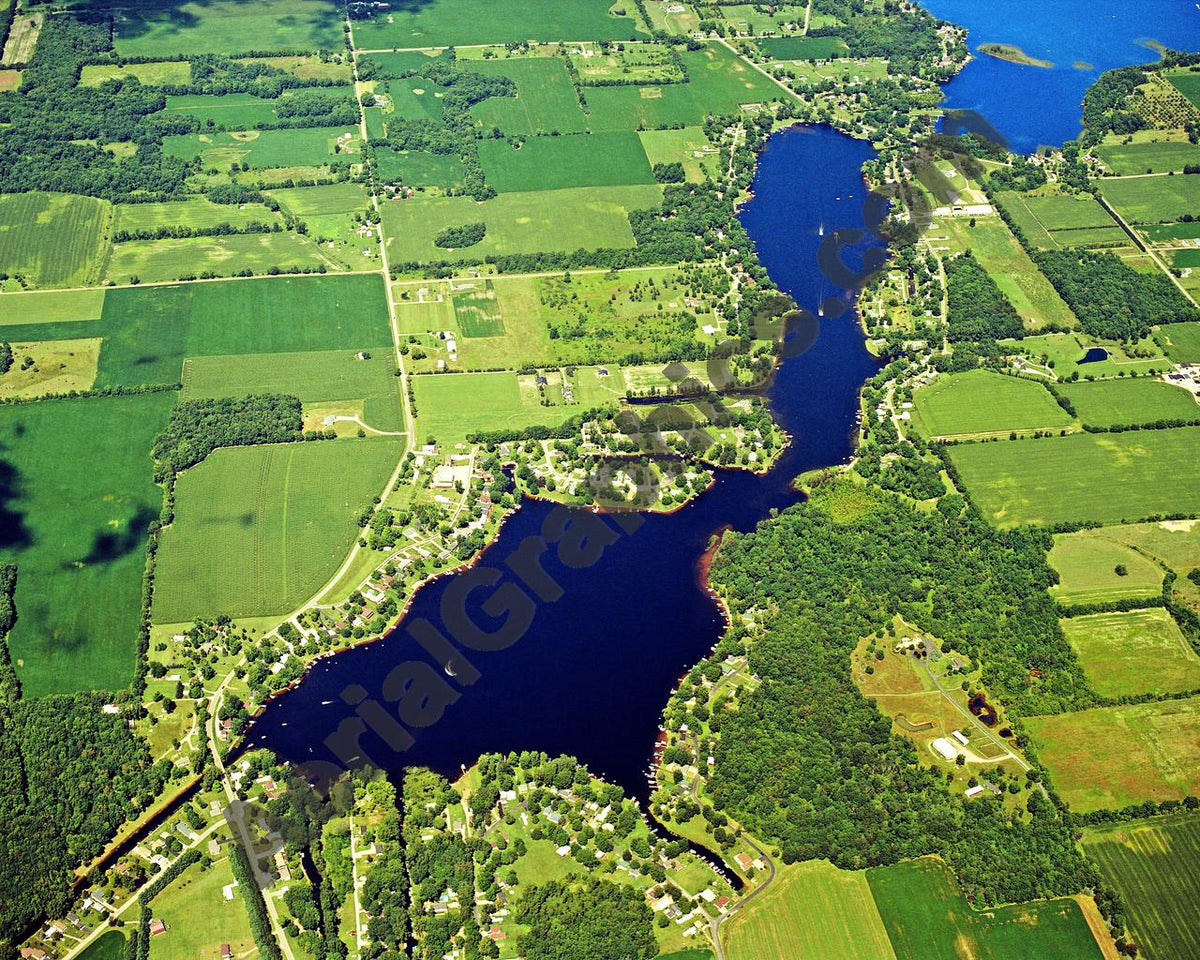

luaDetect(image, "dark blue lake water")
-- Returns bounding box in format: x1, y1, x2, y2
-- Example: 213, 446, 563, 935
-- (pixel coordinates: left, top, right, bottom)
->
248, 126, 884, 799
923, 0, 1199, 153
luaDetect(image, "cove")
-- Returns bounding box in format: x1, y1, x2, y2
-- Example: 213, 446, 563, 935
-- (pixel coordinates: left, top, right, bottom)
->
247, 125, 885, 802
923, 0, 1198, 153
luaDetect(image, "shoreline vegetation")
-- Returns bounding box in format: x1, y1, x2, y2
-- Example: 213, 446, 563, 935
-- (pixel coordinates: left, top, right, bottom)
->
978, 42, 1055, 69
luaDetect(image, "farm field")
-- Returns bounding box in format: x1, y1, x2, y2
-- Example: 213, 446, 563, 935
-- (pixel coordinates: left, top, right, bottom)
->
0, 336, 101, 399
153, 438, 403, 622
147, 858, 255, 960
1082, 813, 1200, 960
1062, 609, 1200, 698
379, 75, 448, 123
478, 131, 655, 192
162, 127, 357, 169
114, 199, 285, 233
0, 391, 176, 697
111, 0, 346, 57
374, 148, 466, 189
268, 182, 368, 217
1078, 520, 1200, 617
183, 350, 404, 432
756, 36, 849, 60
380, 185, 662, 263
723, 860, 896, 960
0, 192, 110, 289
638, 126, 721, 182
0, 288, 105, 325
1166, 68, 1200, 109
995, 191, 1124, 250
1098, 175, 1200, 225
1048, 531, 1164, 607
105, 232, 337, 284
1153, 322, 1200, 363
349, 0, 645, 48
468, 58, 588, 135
1095, 140, 1200, 175
1058, 377, 1199, 427
912, 370, 1072, 439
412, 372, 589, 444
947, 427, 1200, 527
1025, 696, 1200, 812
79, 60, 192, 85
866, 858, 1103, 960
159, 87, 353, 128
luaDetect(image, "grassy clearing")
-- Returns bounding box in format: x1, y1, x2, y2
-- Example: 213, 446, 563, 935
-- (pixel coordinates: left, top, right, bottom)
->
153, 438, 402, 622
412, 372, 590, 444
0, 68, 19, 91
1099, 175, 1200, 225
0, 336, 101, 399
1063, 609, 1200, 698
1095, 140, 1200, 175
638, 126, 721, 183
948, 427, 1200, 528
1059, 377, 1198, 427
114, 199, 284, 233
0, 288, 105, 325
478, 131, 654, 192
912, 370, 1072, 439
80, 61, 193, 85
112, 0, 345, 57
0, 192, 110, 288
0, 392, 175, 696
381, 184, 662, 263
163, 127, 357, 169
1026, 697, 1200, 812
106, 233, 339, 284
1153, 322, 1200, 363
469, 57, 588, 135
1082, 813, 1200, 960
1048, 531, 1164, 607
183, 350, 403, 432
147, 857, 256, 960
724, 860, 896, 960
867, 858, 1102, 960
1080, 520, 1200, 617
1006, 332, 1168, 381
160, 87, 353, 128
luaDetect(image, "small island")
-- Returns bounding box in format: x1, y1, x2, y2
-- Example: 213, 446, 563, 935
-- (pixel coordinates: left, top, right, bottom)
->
978, 42, 1054, 69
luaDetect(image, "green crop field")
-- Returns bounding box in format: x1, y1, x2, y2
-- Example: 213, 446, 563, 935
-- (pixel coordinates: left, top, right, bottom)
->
0, 192, 110, 288
1059, 377, 1199, 427
268, 182, 369, 218
1166, 68, 1200, 109
115, 198, 285, 233
1099, 175, 1200, 225
912, 370, 1072, 439
1095, 140, 1200, 175
1048, 530, 1165, 607
380, 76, 448, 123
757, 36, 849, 60
1063, 609, 1200, 698
948, 427, 1200, 527
866, 858, 1102, 960
105, 232, 337, 284
0, 288, 105, 325
0, 392, 175, 697
374, 148, 466, 189
381, 185, 662, 263
1083, 813, 1200, 960
995, 191, 1122, 250
1026, 696, 1200, 812
453, 280, 506, 337
478, 131, 655, 192
153, 437, 402, 622
1154, 322, 1200, 363
111, 0, 345, 57
160, 87, 353, 128
469, 58, 588, 135
349, 0, 645, 49
162, 127, 355, 169
412, 372, 586, 443
724, 860, 896, 960
183, 350, 404, 432
147, 858, 255, 960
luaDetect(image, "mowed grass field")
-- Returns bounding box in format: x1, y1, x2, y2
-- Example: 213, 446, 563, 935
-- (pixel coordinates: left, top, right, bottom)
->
1082, 813, 1200, 960
1099, 175, 1200, 224
114, 198, 285, 233
0, 288, 105, 324
0, 192, 110, 288
269, 182, 368, 217
105, 232, 338, 283
0, 392, 176, 696
468, 57, 588, 135
995, 191, 1123, 250
1048, 531, 1164, 607
1059, 377, 1199, 427
78, 932, 127, 960
183, 350, 404, 432
478, 131, 655, 192
412, 372, 586, 443
111, 0, 346, 57
381, 185, 662, 263
947, 428, 1200, 527
723, 860, 897, 960
162, 127, 355, 169
1062, 609, 1200, 698
1026, 696, 1200, 812
913, 370, 1072, 439
1095, 140, 1200, 175
147, 857, 255, 960
1154, 322, 1200, 364
866, 858, 1103, 960
153, 438, 402, 622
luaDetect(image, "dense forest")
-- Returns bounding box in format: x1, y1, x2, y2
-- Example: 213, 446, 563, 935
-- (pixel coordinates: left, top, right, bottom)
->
807, 0, 961, 79
944, 250, 1025, 342
514, 877, 657, 960
151, 394, 307, 478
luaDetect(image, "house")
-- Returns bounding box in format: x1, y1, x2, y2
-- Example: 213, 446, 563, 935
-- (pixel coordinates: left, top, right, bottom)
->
487, 927, 506, 942
221, 946, 232, 960
734, 852, 754, 872
20, 948, 47, 959
149, 919, 167, 936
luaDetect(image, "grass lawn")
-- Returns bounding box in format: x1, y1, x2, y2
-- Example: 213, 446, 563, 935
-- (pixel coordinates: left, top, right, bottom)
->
112, 0, 345, 57
1007, 332, 1168, 381
866, 858, 1103, 960
1062, 609, 1200, 698
1095, 140, 1200, 175
148, 857, 256, 960
1082, 813, 1200, 960
912, 370, 1072, 439
724, 860, 896, 960
105, 232, 339, 284
0, 392, 175, 696
478, 131, 655, 192
948, 428, 1200, 527
1025, 696, 1200, 812
412, 372, 587, 444
0, 288, 105, 325
381, 185, 662, 263
1058, 377, 1199, 427
1098, 175, 1200, 225
153, 438, 402, 622
0, 192, 110, 288
1048, 530, 1164, 607
115, 199, 285, 233
1153, 322, 1200, 364
469, 57, 588, 135
78, 931, 127, 960
183, 349, 404, 432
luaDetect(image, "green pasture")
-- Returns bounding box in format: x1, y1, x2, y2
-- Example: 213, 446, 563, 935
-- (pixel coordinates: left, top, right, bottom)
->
163, 127, 356, 169
1095, 140, 1200, 175
756, 36, 848, 60
1059, 377, 1198, 427
478, 131, 655, 192
0, 288, 105, 325
381, 75, 448, 123
948, 427, 1200, 527
469, 58, 588, 135
1048, 530, 1165, 607
269, 182, 368, 217
638, 126, 721, 182
160, 87, 354, 128
1063, 608, 1200, 698
0, 392, 176, 696
153, 438, 402, 622
0, 192, 110, 289
412, 372, 586, 443
374, 148, 465, 189
912, 370, 1072, 439
80, 61, 192, 86
1099, 175, 1200, 225
1154, 322, 1200, 363
105, 233, 337, 284
114, 198, 284, 233
147, 857, 255, 960
1166, 68, 1200, 109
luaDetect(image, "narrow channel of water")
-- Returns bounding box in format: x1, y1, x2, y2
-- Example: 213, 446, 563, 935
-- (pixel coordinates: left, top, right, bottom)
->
248, 125, 885, 804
